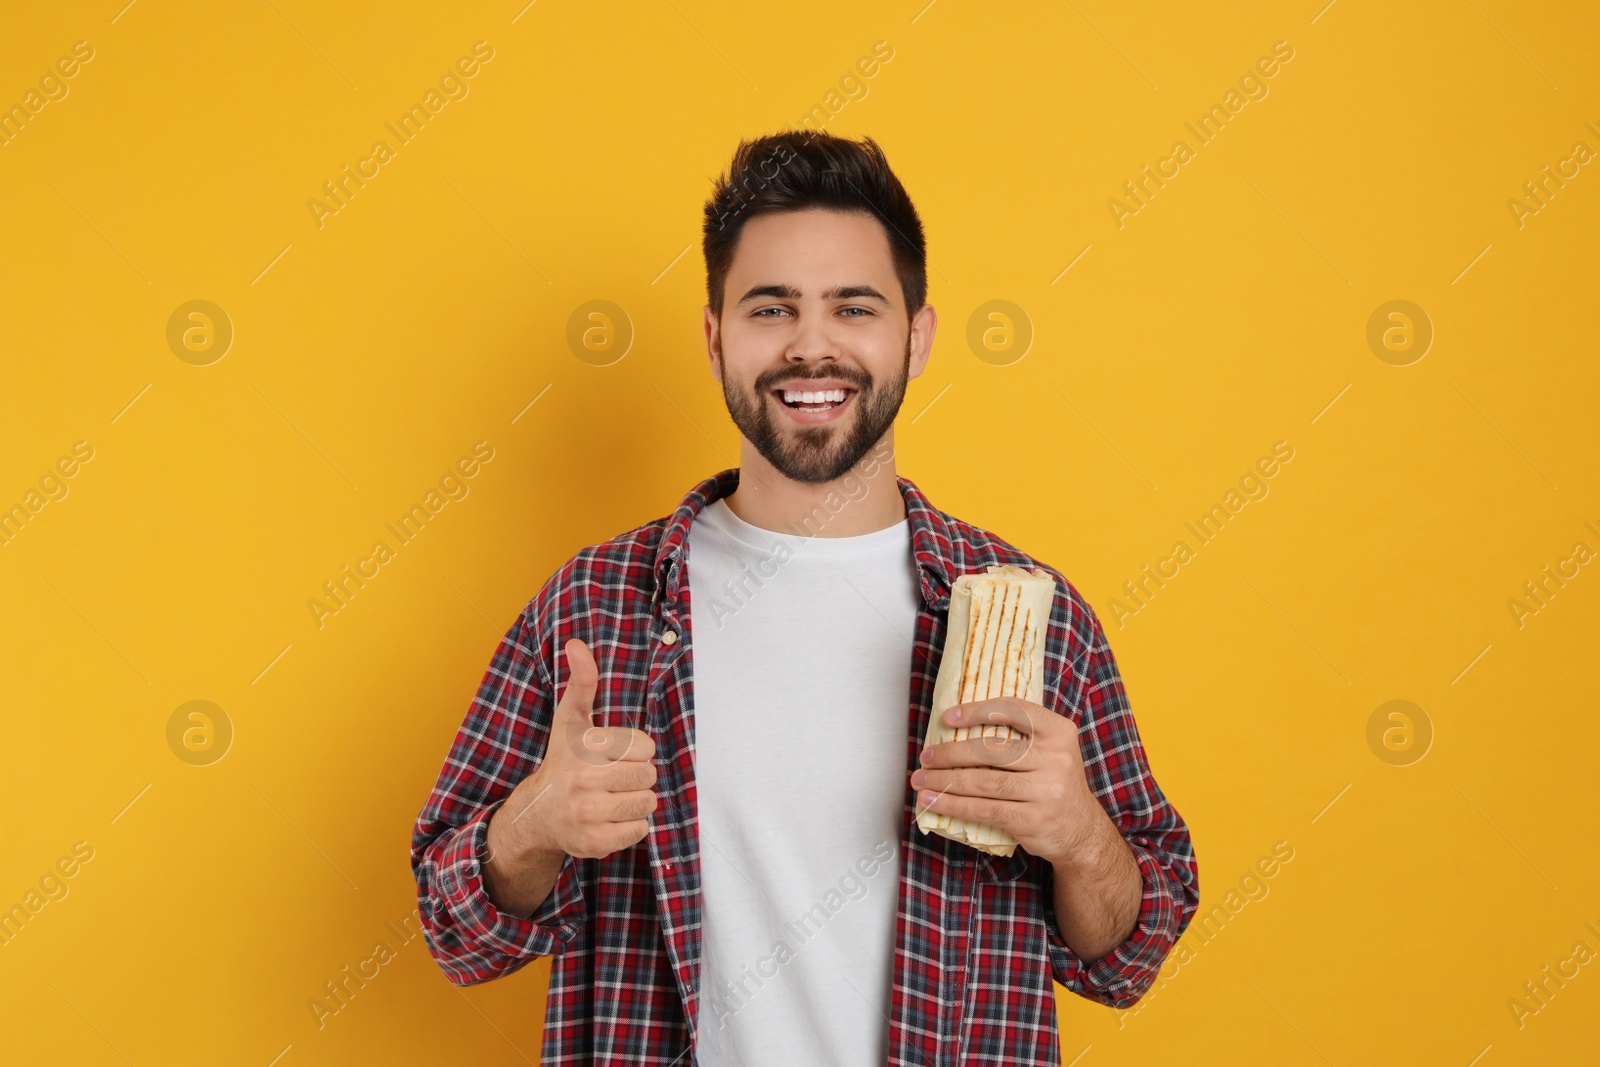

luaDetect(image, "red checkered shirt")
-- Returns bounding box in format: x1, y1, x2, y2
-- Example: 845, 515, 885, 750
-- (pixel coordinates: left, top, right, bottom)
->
412, 467, 1199, 1065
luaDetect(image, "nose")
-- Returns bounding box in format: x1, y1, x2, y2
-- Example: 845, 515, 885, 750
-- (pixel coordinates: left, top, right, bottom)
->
783, 305, 840, 365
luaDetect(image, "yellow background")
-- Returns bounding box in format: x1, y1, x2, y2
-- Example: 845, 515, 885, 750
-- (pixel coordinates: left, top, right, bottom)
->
2, 0, 1596, 1063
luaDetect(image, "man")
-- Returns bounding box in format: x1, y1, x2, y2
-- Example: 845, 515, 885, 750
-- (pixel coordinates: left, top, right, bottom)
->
412, 130, 1199, 1066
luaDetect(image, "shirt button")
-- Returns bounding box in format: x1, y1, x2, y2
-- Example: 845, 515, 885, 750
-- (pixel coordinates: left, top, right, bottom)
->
661, 629, 678, 646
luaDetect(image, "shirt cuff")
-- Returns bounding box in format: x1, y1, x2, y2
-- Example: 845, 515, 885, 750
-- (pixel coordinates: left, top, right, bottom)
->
1047, 836, 1180, 1008
436, 799, 587, 961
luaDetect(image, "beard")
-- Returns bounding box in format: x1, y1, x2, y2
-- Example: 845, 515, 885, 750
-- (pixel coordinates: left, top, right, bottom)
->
720, 333, 911, 484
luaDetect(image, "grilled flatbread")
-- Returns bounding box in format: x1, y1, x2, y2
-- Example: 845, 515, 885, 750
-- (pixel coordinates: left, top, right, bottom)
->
916, 564, 1056, 857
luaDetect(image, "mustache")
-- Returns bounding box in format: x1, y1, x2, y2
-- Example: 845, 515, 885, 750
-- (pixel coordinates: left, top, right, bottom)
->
753, 366, 873, 392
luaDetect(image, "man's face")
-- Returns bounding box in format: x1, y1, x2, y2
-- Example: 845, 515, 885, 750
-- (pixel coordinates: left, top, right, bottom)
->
705, 208, 934, 484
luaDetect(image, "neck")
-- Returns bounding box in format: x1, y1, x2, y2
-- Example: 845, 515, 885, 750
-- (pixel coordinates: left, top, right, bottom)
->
723, 431, 905, 537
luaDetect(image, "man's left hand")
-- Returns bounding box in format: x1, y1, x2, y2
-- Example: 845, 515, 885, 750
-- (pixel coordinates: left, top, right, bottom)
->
911, 697, 1114, 865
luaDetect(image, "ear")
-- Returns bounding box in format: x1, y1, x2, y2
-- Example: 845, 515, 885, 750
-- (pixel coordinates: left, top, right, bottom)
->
907, 303, 937, 381
704, 304, 723, 383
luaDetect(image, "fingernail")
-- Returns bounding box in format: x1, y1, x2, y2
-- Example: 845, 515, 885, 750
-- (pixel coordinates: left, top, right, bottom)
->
918, 748, 930, 766
948, 704, 962, 722
910, 769, 926, 788
919, 791, 938, 807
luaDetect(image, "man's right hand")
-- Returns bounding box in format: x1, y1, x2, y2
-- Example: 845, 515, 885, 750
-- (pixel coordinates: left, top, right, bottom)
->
482, 638, 658, 914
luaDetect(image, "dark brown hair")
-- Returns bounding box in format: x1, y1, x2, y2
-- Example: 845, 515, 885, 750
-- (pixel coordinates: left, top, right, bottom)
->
702, 131, 927, 320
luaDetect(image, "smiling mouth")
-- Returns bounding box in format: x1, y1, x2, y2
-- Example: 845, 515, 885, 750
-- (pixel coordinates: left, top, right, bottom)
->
771, 387, 857, 413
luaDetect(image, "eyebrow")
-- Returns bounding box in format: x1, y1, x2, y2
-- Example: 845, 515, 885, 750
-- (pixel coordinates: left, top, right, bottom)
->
735, 283, 891, 306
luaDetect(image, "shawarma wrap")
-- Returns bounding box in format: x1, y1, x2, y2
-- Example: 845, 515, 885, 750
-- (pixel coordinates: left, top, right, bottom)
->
916, 564, 1056, 857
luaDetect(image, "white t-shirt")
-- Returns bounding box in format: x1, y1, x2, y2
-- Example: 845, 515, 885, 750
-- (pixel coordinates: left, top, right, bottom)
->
688, 497, 918, 1067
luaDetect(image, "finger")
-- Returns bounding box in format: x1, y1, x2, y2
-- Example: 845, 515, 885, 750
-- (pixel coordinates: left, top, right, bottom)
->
942, 696, 1044, 738
601, 760, 658, 792
571, 725, 655, 764
573, 820, 648, 858
557, 638, 598, 724
604, 727, 656, 763
602, 789, 659, 821
919, 733, 1033, 771
915, 766, 1034, 803
914, 788, 1028, 834
609, 820, 650, 851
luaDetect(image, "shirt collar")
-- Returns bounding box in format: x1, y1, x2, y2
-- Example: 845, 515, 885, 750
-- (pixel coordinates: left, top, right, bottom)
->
652, 467, 956, 612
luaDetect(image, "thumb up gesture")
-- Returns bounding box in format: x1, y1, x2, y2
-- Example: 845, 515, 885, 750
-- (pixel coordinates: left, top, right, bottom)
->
488, 639, 659, 864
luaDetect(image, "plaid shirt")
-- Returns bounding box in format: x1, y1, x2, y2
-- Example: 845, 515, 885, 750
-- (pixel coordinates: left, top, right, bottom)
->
412, 467, 1199, 1065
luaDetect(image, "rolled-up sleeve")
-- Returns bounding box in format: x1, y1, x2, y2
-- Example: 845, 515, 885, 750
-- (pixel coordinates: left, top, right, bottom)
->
410, 589, 589, 986
1042, 601, 1199, 1008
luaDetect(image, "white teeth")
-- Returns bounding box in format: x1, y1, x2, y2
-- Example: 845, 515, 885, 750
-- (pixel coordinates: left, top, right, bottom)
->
781, 388, 848, 405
